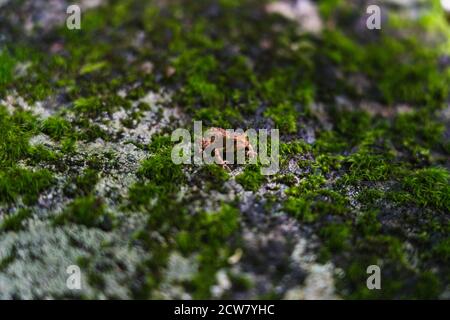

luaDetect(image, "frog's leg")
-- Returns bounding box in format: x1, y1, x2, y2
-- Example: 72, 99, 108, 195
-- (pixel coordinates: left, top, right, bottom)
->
246, 143, 257, 159
214, 148, 230, 171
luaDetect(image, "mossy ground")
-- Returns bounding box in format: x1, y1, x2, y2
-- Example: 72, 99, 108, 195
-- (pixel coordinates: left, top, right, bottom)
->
0, 0, 449, 299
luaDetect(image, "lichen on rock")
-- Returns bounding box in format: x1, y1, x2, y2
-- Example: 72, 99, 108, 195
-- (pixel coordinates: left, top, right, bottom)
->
0, 0, 449, 299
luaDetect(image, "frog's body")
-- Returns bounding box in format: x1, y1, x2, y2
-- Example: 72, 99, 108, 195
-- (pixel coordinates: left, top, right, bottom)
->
201, 128, 257, 171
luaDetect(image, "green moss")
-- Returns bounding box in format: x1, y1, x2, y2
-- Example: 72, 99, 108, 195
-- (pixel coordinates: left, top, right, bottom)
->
355, 210, 381, 237
41, 116, 72, 140
54, 196, 113, 230
274, 173, 297, 186
289, 173, 326, 194
366, 38, 449, 108
65, 169, 99, 197
61, 136, 77, 153
28, 144, 60, 164
339, 260, 410, 299
0, 107, 37, 166
127, 127, 240, 297
264, 102, 298, 134
313, 154, 344, 174
186, 77, 224, 106
147, 135, 172, 154
0, 44, 55, 103
1, 0, 449, 300
236, 164, 265, 191
79, 61, 108, 75
280, 140, 311, 156
318, 0, 343, 19
127, 183, 164, 209
76, 121, 109, 142
392, 110, 446, 161
0, 167, 54, 205
284, 197, 316, 222
432, 237, 450, 263
0, 248, 17, 272
177, 204, 240, 298
0, 48, 17, 87
194, 106, 243, 128
285, 187, 348, 223
128, 135, 185, 206
333, 109, 372, 142
229, 272, 253, 291
73, 97, 104, 117
319, 222, 351, 253
138, 151, 185, 188
394, 111, 444, 147
342, 152, 393, 184
283, 166, 350, 224
401, 167, 450, 211
317, 28, 450, 107
129, 177, 240, 298
414, 272, 443, 299
313, 109, 375, 156
0, 209, 32, 232
176, 204, 239, 254
313, 131, 349, 154
195, 164, 230, 192
0, 46, 43, 94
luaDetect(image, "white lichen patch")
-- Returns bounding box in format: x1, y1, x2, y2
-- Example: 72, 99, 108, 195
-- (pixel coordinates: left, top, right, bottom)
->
0, 88, 189, 299
29, 134, 55, 147
266, 0, 323, 34
82, 140, 147, 202
285, 238, 339, 300
154, 252, 199, 299
211, 269, 232, 298
102, 90, 187, 145
0, 223, 146, 299
0, 92, 52, 118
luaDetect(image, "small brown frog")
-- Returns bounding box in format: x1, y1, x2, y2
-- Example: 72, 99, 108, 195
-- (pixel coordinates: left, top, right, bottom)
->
201, 127, 257, 171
